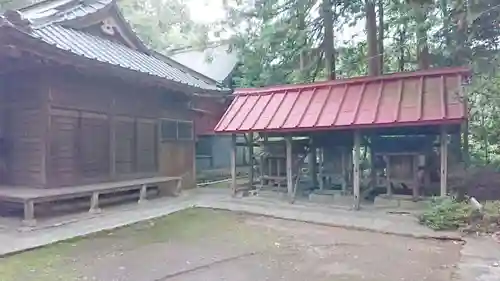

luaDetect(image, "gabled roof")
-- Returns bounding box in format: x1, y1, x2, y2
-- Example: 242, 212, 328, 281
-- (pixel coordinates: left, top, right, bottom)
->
215, 67, 470, 133
0, 0, 229, 93
169, 43, 238, 83
30, 24, 222, 90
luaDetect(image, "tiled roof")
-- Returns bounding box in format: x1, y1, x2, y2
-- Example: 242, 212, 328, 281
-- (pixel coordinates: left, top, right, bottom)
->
214, 67, 470, 133
19, 0, 112, 27
8, 0, 226, 92
29, 24, 224, 91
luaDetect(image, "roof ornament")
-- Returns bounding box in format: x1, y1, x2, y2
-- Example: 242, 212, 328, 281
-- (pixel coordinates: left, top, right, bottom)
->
3, 10, 32, 32
100, 18, 115, 36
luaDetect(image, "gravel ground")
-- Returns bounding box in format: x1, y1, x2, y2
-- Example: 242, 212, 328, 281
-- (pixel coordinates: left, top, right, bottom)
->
0, 208, 462, 281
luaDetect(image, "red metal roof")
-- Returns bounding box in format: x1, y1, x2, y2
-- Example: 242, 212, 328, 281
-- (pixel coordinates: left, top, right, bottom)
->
192, 96, 228, 135
214, 67, 470, 133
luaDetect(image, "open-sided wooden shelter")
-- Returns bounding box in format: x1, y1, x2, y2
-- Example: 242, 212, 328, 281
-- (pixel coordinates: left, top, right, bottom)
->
215, 67, 470, 208
0, 0, 229, 224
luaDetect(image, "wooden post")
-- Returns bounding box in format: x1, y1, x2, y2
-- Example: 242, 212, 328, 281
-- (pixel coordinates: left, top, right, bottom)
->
440, 127, 448, 197
22, 200, 36, 227
369, 141, 376, 189
462, 120, 470, 168
268, 158, 273, 182
385, 155, 392, 196
248, 132, 254, 189
341, 148, 347, 194
89, 192, 101, 214
285, 136, 293, 199
109, 98, 116, 179
277, 157, 282, 190
259, 134, 265, 189
353, 131, 361, 210
319, 148, 324, 190
308, 137, 318, 188
412, 155, 419, 200
230, 134, 237, 196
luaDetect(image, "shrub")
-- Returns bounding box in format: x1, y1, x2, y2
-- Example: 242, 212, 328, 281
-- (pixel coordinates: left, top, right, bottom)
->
419, 197, 476, 230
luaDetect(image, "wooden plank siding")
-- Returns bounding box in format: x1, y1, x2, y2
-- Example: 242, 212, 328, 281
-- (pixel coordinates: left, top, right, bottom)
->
1, 72, 47, 187
0, 68, 196, 189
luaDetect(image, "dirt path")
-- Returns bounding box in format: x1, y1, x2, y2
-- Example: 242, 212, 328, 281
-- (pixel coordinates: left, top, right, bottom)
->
0, 209, 462, 281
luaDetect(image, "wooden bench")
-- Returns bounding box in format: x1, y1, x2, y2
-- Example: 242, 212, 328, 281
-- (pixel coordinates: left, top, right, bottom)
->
0, 176, 182, 227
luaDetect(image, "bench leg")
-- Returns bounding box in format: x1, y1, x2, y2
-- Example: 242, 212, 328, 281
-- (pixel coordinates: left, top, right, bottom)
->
22, 200, 36, 227
174, 179, 182, 197
89, 192, 101, 214
138, 184, 148, 204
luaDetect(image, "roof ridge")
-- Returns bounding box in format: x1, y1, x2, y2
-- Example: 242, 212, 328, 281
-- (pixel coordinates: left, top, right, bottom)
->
235, 67, 471, 95
168, 40, 231, 55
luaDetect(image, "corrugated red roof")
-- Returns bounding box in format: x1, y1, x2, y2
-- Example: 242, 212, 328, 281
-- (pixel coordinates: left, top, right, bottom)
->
214, 67, 470, 133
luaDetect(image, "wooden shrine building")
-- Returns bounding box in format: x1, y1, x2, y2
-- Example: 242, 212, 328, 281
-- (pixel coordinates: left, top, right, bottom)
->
0, 0, 229, 225
215, 67, 470, 208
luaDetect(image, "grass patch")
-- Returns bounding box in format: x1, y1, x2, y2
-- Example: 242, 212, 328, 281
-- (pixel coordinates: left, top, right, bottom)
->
0, 208, 243, 281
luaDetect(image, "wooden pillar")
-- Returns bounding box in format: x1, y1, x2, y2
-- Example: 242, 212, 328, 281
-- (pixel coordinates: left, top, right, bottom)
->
369, 140, 376, 189
440, 127, 448, 197
285, 136, 293, 198
138, 184, 148, 204
248, 132, 254, 189
462, 120, 470, 168
353, 131, 361, 210
308, 137, 318, 188
385, 155, 392, 196
22, 200, 36, 227
341, 148, 347, 194
259, 134, 265, 189
277, 157, 282, 190
109, 98, 116, 179
318, 148, 324, 190
89, 192, 101, 214
412, 155, 419, 200
230, 134, 237, 196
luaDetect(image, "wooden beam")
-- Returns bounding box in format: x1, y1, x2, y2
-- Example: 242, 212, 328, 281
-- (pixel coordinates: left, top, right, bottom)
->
440, 127, 448, 196
230, 133, 237, 196
285, 136, 293, 199
353, 130, 361, 210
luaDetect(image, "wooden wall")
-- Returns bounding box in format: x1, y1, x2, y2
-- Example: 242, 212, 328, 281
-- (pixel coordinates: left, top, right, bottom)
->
46, 69, 195, 188
1, 72, 47, 187
1, 68, 196, 189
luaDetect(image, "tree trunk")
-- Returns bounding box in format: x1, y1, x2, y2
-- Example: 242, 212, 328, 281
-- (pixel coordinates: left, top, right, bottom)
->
366, 0, 380, 76
412, 2, 430, 69
377, 0, 384, 74
322, 0, 335, 80
398, 26, 406, 72
297, 0, 307, 81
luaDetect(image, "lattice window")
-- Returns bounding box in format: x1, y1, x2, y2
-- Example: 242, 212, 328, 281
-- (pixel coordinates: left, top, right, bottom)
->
160, 119, 193, 141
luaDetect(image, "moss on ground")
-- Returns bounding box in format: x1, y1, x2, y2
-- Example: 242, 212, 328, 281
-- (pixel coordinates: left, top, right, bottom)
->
0, 208, 244, 281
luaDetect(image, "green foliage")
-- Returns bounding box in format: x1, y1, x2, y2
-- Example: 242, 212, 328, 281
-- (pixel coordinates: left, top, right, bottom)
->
419, 197, 475, 230
0, 0, 35, 12
118, 0, 210, 51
